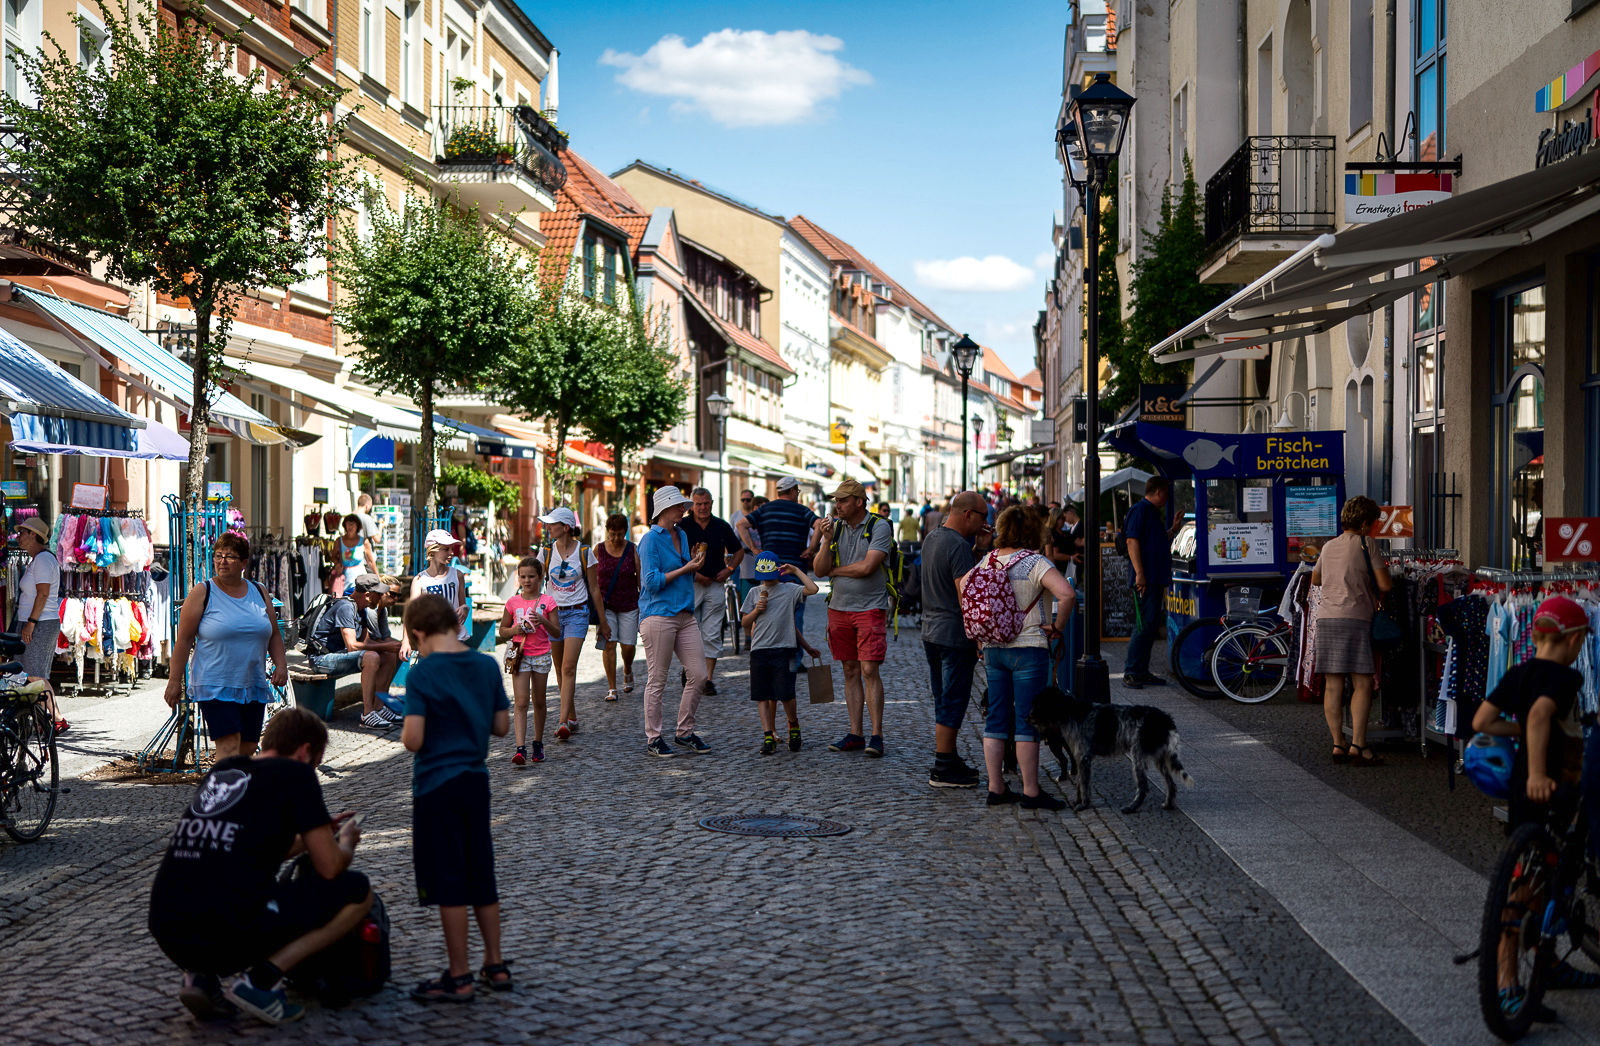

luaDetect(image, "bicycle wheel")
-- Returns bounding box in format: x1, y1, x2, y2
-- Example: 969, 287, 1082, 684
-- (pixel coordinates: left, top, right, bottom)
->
1169, 617, 1224, 699
1478, 823, 1558, 1041
1210, 624, 1291, 704
726, 587, 743, 655
4, 705, 58, 843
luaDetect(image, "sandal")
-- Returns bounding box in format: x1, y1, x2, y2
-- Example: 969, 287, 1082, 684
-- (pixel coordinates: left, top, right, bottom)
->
410, 970, 475, 1003
623, 671, 634, 693
479, 961, 514, 992
1331, 744, 1351, 764
1350, 744, 1386, 766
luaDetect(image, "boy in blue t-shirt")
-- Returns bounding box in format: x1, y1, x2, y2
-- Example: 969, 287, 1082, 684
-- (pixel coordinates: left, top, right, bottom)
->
401, 593, 512, 1001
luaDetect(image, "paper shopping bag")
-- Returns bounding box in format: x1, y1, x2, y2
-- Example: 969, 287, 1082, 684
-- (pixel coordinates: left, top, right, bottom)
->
806, 658, 835, 704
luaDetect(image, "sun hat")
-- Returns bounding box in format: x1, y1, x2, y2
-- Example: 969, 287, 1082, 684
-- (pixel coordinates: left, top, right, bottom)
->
651, 485, 690, 521
537, 507, 578, 529
423, 528, 461, 551
775, 476, 800, 492
15, 518, 48, 540
754, 552, 779, 577
1533, 595, 1589, 636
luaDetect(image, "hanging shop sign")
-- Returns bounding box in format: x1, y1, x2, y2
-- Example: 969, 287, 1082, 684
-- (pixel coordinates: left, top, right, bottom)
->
1343, 169, 1455, 222
1374, 505, 1414, 540
1532, 47, 1600, 168
312, 486, 329, 504
1545, 517, 1600, 561
1138, 384, 1187, 426
69, 482, 107, 511
206, 482, 231, 501
1072, 398, 1087, 443
0, 481, 27, 499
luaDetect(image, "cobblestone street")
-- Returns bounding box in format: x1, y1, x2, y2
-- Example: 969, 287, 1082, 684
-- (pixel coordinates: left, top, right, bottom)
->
0, 605, 1443, 1046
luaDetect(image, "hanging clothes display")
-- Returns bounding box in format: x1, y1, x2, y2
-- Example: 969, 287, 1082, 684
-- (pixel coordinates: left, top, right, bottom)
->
35, 509, 156, 692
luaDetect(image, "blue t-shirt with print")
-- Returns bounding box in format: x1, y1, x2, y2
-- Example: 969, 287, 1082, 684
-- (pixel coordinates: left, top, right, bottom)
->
403, 649, 508, 797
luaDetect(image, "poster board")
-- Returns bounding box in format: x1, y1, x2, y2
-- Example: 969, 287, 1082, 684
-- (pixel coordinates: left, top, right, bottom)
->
69, 483, 107, 511
1285, 485, 1339, 537
373, 504, 407, 575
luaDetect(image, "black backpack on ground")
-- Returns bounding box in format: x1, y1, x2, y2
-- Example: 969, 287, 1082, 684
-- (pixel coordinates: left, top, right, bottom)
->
279, 859, 391, 1006
296, 594, 337, 656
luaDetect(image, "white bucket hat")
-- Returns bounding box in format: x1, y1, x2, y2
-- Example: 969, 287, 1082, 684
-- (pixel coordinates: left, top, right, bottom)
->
651, 485, 690, 521
538, 506, 578, 529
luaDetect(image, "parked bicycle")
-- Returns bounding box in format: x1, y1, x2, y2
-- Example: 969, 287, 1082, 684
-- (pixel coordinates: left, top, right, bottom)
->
1169, 586, 1290, 703
720, 577, 743, 655
0, 630, 58, 842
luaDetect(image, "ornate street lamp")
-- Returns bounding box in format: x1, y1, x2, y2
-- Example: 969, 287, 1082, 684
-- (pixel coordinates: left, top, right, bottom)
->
1056, 71, 1134, 705
706, 391, 731, 508
971, 413, 984, 490
952, 334, 980, 490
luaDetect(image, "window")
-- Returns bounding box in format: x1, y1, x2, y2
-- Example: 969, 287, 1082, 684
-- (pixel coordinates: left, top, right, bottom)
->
1490, 281, 1546, 569
1414, 0, 1446, 160
1171, 84, 1188, 179
77, 17, 107, 72
1256, 35, 1274, 135
603, 244, 616, 304
1349, 1, 1373, 130
401, 2, 419, 105
360, 0, 379, 79
582, 236, 596, 298
3, 0, 32, 102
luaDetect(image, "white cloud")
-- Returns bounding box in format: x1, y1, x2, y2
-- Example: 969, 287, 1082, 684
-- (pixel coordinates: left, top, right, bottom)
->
600, 30, 871, 127
913, 255, 1036, 293
1033, 251, 1054, 270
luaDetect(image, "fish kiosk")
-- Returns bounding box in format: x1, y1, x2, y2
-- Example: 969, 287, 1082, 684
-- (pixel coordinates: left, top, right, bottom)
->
1103, 422, 1346, 685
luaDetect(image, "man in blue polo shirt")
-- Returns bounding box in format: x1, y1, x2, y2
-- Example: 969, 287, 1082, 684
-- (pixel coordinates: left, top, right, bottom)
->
736, 476, 824, 657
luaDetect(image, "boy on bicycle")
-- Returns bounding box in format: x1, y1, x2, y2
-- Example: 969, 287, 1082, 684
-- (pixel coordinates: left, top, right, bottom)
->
1472, 595, 1597, 1020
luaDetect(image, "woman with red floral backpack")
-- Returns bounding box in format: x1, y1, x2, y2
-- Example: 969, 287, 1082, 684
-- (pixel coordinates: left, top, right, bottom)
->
959, 506, 1077, 810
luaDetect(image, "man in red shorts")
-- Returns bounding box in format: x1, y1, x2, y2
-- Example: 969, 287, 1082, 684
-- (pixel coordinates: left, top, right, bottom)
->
814, 477, 895, 758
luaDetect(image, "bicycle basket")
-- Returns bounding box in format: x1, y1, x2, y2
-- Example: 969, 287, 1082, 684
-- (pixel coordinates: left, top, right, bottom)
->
1224, 586, 1262, 618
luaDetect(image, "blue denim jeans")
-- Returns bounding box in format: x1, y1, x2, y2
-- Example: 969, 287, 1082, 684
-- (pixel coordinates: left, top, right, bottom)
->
1123, 584, 1166, 677
923, 640, 977, 730
984, 645, 1050, 743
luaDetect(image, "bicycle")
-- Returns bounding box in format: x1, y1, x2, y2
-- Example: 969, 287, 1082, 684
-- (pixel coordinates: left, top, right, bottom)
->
0, 678, 59, 843
1208, 614, 1292, 704
1471, 787, 1600, 1040
720, 578, 743, 655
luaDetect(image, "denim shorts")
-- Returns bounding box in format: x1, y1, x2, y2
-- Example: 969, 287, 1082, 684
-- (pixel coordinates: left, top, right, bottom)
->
984, 645, 1050, 743
554, 603, 591, 641
924, 640, 977, 730
309, 650, 364, 675
516, 651, 553, 674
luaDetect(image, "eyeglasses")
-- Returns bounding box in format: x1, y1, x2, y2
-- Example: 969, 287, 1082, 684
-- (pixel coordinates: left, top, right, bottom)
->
213, 553, 243, 562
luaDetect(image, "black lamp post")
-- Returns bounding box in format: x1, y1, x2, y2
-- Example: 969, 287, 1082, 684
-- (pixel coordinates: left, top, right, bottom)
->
1057, 71, 1134, 705
834, 415, 853, 478
971, 413, 984, 489
952, 334, 980, 491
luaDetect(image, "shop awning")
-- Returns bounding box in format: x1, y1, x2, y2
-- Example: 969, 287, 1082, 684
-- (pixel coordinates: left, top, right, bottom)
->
488, 415, 613, 474
1149, 149, 1600, 362
981, 442, 1053, 469
647, 446, 711, 472
414, 412, 541, 460
1068, 466, 1153, 502
730, 449, 816, 486
790, 439, 851, 478
19, 289, 284, 443
229, 360, 458, 446
0, 325, 145, 455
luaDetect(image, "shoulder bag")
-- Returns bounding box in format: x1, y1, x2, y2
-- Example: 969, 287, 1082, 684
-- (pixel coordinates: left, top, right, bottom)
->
1361, 537, 1404, 646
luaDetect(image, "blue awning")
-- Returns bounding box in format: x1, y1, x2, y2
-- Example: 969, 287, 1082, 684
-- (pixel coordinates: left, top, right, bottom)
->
413, 411, 542, 460
0, 325, 143, 455
351, 428, 395, 471
18, 289, 284, 444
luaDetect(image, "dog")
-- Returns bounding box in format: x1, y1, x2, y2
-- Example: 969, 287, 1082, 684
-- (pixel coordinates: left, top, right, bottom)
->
1027, 686, 1195, 813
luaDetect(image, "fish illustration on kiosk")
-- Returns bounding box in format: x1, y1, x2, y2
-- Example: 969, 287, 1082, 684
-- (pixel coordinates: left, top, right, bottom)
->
1182, 438, 1239, 472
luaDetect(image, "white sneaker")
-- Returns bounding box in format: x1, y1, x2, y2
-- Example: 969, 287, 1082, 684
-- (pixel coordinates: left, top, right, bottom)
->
360, 710, 391, 729
376, 705, 402, 723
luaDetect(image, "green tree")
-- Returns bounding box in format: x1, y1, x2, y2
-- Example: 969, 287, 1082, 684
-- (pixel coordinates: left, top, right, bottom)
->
1092, 162, 1128, 414
577, 304, 688, 514
440, 462, 521, 513
336, 185, 538, 510
1116, 155, 1232, 413
0, 1, 350, 497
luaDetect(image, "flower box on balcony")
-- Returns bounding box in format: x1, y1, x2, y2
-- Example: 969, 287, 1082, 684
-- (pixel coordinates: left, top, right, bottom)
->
444, 123, 510, 163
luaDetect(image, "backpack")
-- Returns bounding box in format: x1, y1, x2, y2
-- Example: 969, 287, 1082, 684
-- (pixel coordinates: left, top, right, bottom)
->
960, 549, 1044, 645
281, 858, 390, 1006
296, 594, 337, 656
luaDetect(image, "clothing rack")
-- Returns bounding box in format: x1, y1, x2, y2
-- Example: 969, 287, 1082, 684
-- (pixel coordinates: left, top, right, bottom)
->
70, 507, 145, 518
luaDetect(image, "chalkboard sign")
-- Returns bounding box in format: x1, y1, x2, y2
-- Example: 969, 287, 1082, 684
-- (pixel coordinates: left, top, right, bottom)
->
1100, 546, 1135, 641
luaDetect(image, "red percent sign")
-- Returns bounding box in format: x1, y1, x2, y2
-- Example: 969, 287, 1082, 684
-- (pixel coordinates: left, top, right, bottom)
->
1545, 518, 1600, 561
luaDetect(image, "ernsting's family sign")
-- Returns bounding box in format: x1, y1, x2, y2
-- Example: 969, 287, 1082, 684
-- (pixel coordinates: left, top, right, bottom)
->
1534, 47, 1600, 168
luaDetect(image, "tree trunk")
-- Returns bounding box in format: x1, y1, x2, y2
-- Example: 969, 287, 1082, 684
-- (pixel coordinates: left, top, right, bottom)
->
417, 382, 436, 510
182, 299, 213, 502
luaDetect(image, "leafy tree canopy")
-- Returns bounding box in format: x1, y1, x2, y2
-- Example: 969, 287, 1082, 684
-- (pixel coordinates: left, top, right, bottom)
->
440, 461, 521, 513
576, 304, 687, 487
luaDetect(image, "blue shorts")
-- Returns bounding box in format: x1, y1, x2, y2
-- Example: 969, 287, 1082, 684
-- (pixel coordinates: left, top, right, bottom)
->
309, 650, 365, 675
555, 603, 591, 641
197, 699, 267, 744
984, 646, 1050, 743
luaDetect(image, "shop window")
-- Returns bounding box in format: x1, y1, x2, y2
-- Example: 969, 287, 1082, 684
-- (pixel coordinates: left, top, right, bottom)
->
1586, 258, 1600, 514
1413, 0, 1446, 161
1490, 281, 1546, 569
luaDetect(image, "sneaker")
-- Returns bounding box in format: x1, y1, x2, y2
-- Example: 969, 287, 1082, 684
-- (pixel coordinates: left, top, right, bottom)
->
828, 733, 865, 752
53, 718, 69, 735
1121, 674, 1144, 690
864, 735, 885, 758
929, 762, 981, 788
530, 741, 545, 763
378, 692, 405, 716
1138, 673, 1169, 687
376, 705, 403, 723
512, 747, 526, 766
760, 735, 777, 756
646, 737, 677, 758
555, 722, 571, 742
674, 733, 710, 754
606, 689, 618, 702
178, 972, 235, 1022
986, 788, 1020, 806
224, 977, 304, 1026
788, 726, 802, 752
565, 719, 580, 736
361, 710, 392, 729
703, 680, 718, 696
1020, 791, 1067, 811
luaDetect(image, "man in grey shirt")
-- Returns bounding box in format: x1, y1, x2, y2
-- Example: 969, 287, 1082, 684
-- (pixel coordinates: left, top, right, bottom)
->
920, 490, 989, 787
813, 477, 895, 757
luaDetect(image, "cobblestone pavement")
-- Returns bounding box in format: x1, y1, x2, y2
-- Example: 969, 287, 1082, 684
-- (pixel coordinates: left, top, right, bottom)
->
2, 605, 1416, 1045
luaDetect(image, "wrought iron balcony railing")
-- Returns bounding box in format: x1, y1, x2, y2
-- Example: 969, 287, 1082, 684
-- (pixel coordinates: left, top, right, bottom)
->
433, 104, 567, 196
1202, 135, 1335, 255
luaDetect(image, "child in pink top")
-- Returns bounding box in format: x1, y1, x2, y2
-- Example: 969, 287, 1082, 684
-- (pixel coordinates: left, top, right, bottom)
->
499, 557, 559, 765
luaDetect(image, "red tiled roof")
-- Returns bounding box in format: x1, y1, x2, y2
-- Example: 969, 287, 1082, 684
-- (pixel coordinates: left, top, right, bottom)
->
922, 353, 941, 370
830, 311, 887, 353
717, 312, 793, 375
982, 345, 1020, 385
788, 215, 957, 333
1017, 367, 1043, 390
539, 148, 654, 287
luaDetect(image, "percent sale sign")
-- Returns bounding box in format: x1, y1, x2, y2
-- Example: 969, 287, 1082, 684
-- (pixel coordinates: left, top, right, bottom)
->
1545, 518, 1600, 561
1373, 505, 1414, 539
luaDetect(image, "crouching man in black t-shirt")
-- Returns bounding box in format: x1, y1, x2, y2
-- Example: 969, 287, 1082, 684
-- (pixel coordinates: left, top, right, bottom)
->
148, 707, 372, 1026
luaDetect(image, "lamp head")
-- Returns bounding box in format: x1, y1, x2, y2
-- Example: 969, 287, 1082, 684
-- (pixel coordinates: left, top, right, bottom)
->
1070, 73, 1135, 175
835, 416, 853, 440
705, 391, 732, 420
1054, 118, 1090, 190
952, 334, 980, 378
972, 413, 984, 432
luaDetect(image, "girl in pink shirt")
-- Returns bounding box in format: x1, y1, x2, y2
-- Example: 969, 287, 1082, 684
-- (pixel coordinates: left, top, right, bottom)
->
500, 557, 559, 765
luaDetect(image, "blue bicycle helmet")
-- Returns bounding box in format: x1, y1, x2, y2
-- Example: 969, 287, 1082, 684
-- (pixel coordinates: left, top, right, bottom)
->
1464, 733, 1516, 799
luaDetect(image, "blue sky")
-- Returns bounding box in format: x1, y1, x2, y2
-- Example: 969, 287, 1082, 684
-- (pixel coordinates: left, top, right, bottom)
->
517, 0, 1066, 380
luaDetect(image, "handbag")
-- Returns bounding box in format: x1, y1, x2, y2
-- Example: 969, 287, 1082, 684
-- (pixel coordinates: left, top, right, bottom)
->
1361, 538, 1404, 646
502, 635, 524, 675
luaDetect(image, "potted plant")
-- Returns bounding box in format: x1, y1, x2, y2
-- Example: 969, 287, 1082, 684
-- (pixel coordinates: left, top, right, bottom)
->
444, 121, 497, 161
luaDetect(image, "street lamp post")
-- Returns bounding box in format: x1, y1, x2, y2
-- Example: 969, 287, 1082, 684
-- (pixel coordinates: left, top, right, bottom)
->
971, 413, 984, 491
706, 391, 732, 509
952, 334, 980, 493
1057, 71, 1135, 705
833, 415, 854, 482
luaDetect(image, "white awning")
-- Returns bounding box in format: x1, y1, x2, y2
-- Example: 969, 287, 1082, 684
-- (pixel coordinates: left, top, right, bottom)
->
1148, 149, 1600, 362
230, 360, 461, 447
790, 439, 851, 477
647, 446, 711, 472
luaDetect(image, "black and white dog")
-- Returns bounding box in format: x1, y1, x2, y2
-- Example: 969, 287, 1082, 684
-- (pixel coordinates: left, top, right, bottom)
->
1027, 687, 1195, 813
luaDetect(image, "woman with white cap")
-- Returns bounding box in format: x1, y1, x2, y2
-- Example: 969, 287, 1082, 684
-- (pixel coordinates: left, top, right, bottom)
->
637, 486, 710, 757
538, 506, 609, 741
14, 516, 65, 732
407, 529, 471, 649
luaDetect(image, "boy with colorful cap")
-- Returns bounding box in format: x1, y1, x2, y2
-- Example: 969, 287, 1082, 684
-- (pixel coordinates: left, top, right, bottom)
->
1472, 595, 1598, 1020
740, 552, 819, 755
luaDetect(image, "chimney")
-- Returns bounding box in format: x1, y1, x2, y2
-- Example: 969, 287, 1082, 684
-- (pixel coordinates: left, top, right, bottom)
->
544, 49, 559, 123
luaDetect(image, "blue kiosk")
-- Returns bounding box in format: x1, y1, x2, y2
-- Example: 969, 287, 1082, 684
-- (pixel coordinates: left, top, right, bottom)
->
1104, 422, 1346, 687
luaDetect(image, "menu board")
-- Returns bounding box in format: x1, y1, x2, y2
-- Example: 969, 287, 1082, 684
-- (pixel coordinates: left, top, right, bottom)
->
1285, 484, 1339, 537
373, 504, 407, 575
1100, 546, 1135, 640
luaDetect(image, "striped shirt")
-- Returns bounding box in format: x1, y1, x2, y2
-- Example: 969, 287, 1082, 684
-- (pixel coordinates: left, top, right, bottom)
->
746, 499, 818, 570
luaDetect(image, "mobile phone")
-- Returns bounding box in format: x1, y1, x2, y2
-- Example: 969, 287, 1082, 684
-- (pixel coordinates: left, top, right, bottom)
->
343, 812, 366, 831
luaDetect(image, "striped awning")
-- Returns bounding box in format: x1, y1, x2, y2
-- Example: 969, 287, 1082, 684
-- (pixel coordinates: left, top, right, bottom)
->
0, 325, 142, 455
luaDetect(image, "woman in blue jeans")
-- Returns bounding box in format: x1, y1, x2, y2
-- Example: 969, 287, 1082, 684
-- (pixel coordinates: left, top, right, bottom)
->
961, 507, 1076, 811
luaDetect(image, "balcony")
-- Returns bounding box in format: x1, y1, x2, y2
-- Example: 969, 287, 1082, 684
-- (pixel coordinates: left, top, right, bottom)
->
1200, 136, 1334, 284
433, 105, 567, 229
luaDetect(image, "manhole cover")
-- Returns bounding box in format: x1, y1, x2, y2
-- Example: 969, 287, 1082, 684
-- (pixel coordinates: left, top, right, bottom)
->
698, 814, 852, 838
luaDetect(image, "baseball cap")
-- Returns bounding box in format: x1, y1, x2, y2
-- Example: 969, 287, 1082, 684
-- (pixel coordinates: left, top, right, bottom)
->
537, 506, 578, 529
423, 528, 461, 551
754, 552, 779, 577
830, 477, 868, 501
351, 573, 385, 593
1533, 595, 1589, 636
775, 476, 800, 493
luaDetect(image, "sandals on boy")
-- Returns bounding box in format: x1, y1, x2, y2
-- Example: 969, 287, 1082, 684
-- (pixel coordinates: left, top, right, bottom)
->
479, 961, 514, 992
411, 970, 475, 1003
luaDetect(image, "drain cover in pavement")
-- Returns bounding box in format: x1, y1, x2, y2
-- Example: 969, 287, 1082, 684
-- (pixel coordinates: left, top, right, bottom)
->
698, 814, 852, 838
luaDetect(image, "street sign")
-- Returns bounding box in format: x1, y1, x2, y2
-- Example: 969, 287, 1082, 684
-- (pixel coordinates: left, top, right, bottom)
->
1373, 505, 1414, 539
829, 422, 848, 445
1546, 517, 1600, 561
